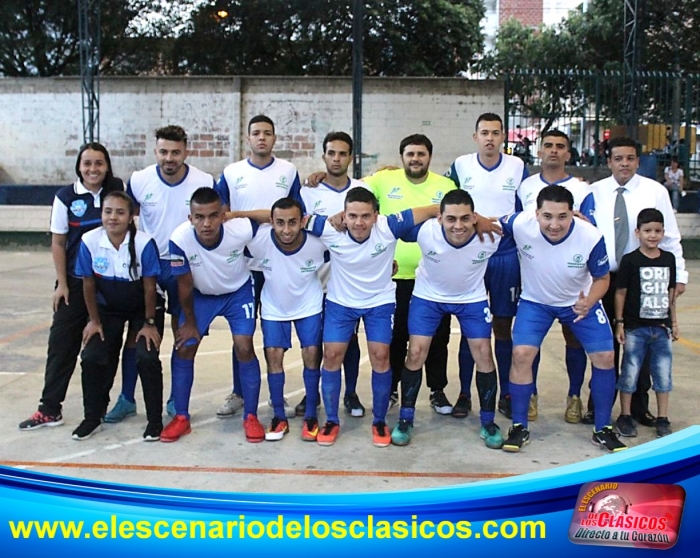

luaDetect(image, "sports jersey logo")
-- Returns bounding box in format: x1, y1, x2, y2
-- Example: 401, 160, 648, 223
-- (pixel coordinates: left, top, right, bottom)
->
567, 254, 585, 269
234, 177, 247, 190
387, 187, 403, 200
431, 191, 445, 204
188, 254, 201, 267
276, 176, 289, 189
519, 245, 534, 260
425, 250, 440, 263
472, 250, 488, 264
371, 243, 387, 258
300, 259, 317, 273
227, 250, 242, 264
70, 199, 88, 217
141, 192, 158, 207
522, 244, 532, 251
503, 177, 517, 191
260, 257, 272, 271
93, 257, 109, 274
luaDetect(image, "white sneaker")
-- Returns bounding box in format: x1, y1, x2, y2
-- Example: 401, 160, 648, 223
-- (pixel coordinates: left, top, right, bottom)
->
268, 397, 295, 419
217, 393, 243, 418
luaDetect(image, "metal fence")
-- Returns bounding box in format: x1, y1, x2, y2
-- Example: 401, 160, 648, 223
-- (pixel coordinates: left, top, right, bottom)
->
503, 69, 700, 183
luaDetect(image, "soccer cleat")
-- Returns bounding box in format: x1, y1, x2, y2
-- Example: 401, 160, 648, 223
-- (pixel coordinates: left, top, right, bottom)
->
103, 394, 137, 423
655, 417, 672, 438
480, 422, 505, 449
142, 421, 163, 442
343, 392, 365, 417
565, 395, 583, 424
451, 394, 471, 418
243, 414, 265, 443
372, 421, 391, 448
503, 424, 530, 452
390, 419, 413, 446
316, 421, 340, 446
301, 417, 319, 441
160, 415, 191, 443
615, 414, 638, 437
166, 399, 176, 418
528, 394, 538, 421
265, 417, 289, 441
71, 420, 103, 441
268, 398, 295, 419
389, 390, 399, 409
18, 411, 64, 431
217, 392, 244, 418
497, 396, 512, 419
592, 426, 628, 453
430, 390, 453, 415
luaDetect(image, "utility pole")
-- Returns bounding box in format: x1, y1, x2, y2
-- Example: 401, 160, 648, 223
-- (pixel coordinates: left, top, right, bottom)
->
78, 0, 101, 143
352, 0, 363, 178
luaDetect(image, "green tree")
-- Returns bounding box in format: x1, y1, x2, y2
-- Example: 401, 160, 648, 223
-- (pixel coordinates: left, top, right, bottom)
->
174, 0, 485, 76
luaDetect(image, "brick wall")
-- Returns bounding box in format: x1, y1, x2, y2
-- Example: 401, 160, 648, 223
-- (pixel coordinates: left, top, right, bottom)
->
499, 0, 543, 27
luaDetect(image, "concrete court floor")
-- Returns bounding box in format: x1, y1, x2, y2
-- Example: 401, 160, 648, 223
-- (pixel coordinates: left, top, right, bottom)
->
0, 249, 698, 495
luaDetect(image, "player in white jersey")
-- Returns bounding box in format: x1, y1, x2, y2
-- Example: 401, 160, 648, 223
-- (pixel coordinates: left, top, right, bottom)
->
165, 188, 264, 444
108, 125, 214, 422
516, 129, 594, 424
245, 198, 328, 441
215, 115, 302, 420
389, 189, 504, 449
449, 113, 528, 420
297, 131, 372, 419
306, 187, 439, 447
500, 185, 626, 453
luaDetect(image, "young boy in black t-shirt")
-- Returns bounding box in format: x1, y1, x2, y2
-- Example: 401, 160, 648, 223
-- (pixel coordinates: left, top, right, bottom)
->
614, 208, 679, 438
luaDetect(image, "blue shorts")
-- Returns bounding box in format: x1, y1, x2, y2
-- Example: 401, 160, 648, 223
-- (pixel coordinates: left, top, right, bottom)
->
324, 299, 395, 345
159, 259, 180, 317
512, 299, 613, 354
262, 313, 323, 349
484, 250, 521, 318
179, 278, 256, 346
618, 326, 673, 393
408, 296, 492, 339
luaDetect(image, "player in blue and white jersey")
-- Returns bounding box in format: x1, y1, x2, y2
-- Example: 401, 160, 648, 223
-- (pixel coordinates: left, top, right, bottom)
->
306, 187, 439, 447
165, 188, 264, 444
246, 198, 328, 442
449, 113, 529, 420
516, 129, 594, 424
297, 131, 371, 419
500, 185, 626, 453
73, 192, 163, 442
390, 189, 503, 449
113, 125, 215, 422
215, 115, 302, 419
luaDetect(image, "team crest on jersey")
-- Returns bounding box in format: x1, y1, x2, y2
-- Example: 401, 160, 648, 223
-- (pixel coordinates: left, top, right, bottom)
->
472, 250, 488, 264
387, 187, 403, 200
431, 191, 445, 204
425, 250, 440, 263
371, 243, 387, 258
503, 177, 517, 191
141, 192, 157, 207
93, 257, 109, 274
234, 177, 247, 190
300, 259, 317, 273
567, 254, 585, 269
519, 245, 534, 260
188, 254, 201, 267
70, 199, 88, 217
260, 258, 272, 271
227, 250, 242, 264
462, 177, 473, 189
276, 176, 288, 189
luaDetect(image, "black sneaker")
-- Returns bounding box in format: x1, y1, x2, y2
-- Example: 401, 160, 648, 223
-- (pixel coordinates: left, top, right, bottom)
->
615, 414, 638, 437
143, 421, 163, 442
581, 410, 595, 425
343, 392, 365, 417
294, 396, 307, 417
592, 426, 627, 452
503, 423, 530, 452
389, 390, 399, 409
655, 417, 672, 438
72, 420, 103, 441
18, 411, 64, 431
497, 396, 512, 419
430, 390, 453, 415
635, 410, 656, 428
451, 394, 471, 419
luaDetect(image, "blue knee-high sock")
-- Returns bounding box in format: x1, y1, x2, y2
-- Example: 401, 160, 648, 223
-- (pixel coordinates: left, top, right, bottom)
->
343, 335, 361, 395
591, 365, 616, 431
232, 348, 242, 397
476, 370, 497, 426
510, 382, 533, 428
532, 351, 540, 395
303, 367, 321, 419
495, 339, 513, 398
120, 347, 138, 403
372, 370, 392, 424
566, 346, 587, 397
458, 336, 475, 396
171, 354, 194, 419
239, 357, 261, 417
268, 372, 286, 419
321, 368, 341, 423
